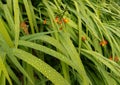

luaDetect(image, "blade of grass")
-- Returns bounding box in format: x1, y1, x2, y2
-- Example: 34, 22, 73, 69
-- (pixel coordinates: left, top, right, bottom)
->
13, 0, 20, 48
23, 0, 35, 34
21, 34, 68, 56
59, 33, 91, 84
13, 48, 70, 85
18, 40, 75, 69
0, 18, 14, 47
0, 73, 6, 85
3, 5, 14, 35
81, 49, 120, 76
6, 64, 21, 85
7, 53, 34, 85
28, 0, 38, 32
6, 0, 13, 14
73, 1, 82, 54
0, 56, 12, 85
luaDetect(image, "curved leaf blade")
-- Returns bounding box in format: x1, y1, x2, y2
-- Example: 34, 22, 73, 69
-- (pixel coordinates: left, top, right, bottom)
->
13, 48, 70, 85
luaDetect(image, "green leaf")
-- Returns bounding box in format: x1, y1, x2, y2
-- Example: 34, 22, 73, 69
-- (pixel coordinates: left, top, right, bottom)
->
6, 64, 21, 85
13, 0, 20, 48
18, 40, 75, 69
23, 0, 34, 33
0, 18, 14, 47
13, 48, 70, 85
0, 56, 12, 85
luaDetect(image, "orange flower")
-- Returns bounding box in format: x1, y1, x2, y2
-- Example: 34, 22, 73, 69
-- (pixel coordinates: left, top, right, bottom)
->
59, 27, 62, 30
20, 22, 27, 29
100, 40, 108, 46
63, 18, 69, 23
109, 56, 113, 60
54, 17, 69, 24
20, 22, 29, 35
55, 16, 59, 23
114, 56, 119, 62
24, 28, 29, 35
82, 36, 86, 42
109, 56, 119, 62
43, 19, 46, 24
58, 20, 63, 25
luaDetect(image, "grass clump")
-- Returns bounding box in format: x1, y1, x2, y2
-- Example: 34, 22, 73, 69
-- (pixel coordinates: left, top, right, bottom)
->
0, 0, 120, 85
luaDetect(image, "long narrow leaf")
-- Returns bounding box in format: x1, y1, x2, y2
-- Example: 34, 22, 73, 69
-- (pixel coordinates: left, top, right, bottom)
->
13, 48, 70, 85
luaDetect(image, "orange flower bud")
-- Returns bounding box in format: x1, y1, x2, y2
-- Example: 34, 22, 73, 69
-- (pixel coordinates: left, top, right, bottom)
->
20, 22, 27, 29
100, 40, 108, 46
24, 28, 29, 35
109, 56, 113, 60
58, 20, 62, 25
114, 56, 119, 62
82, 36, 86, 42
43, 19, 46, 24
59, 27, 62, 30
63, 18, 69, 23
55, 16, 59, 23
20, 22, 29, 35
109, 56, 119, 62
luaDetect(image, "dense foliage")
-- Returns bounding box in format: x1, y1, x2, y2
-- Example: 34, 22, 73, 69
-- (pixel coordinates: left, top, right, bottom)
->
0, 0, 120, 85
